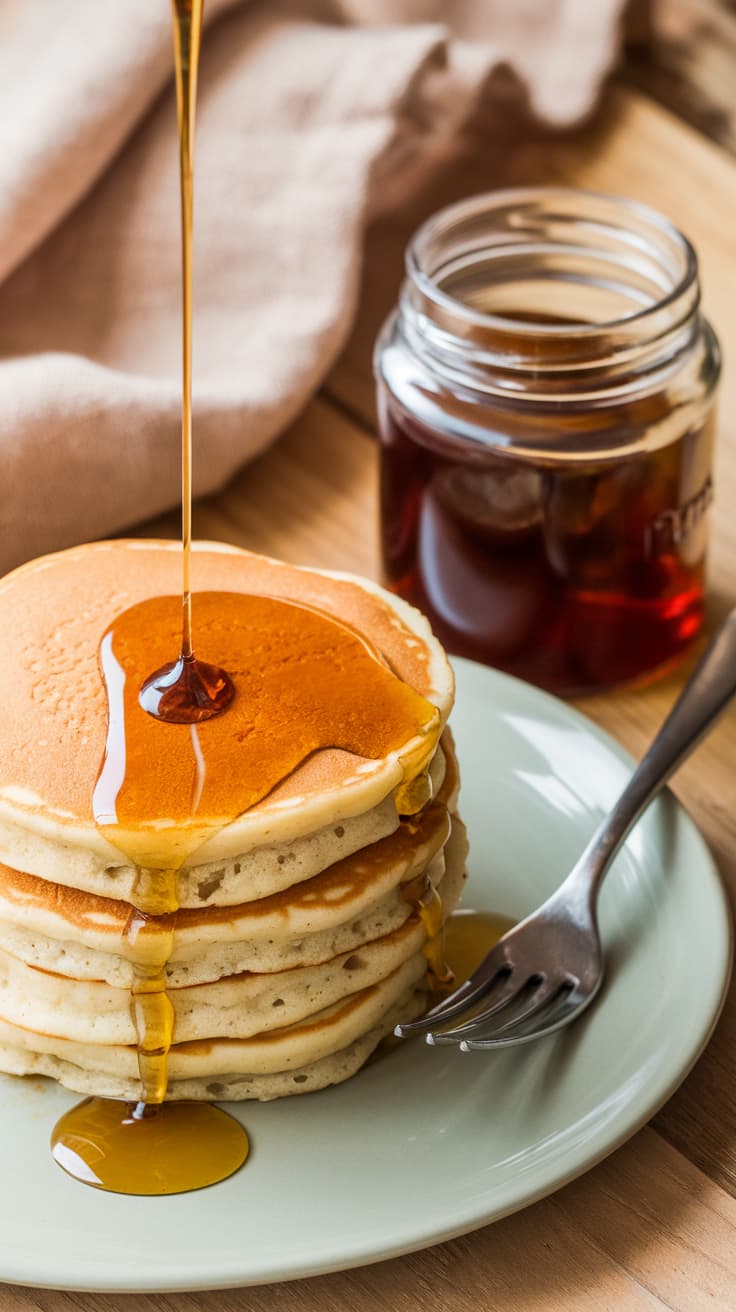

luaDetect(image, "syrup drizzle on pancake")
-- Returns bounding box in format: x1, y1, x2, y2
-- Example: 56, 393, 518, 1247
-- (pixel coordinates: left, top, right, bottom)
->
92, 588, 439, 1115
52, 584, 443, 1196
139, 0, 233, 729
93, 591, 440, 879
52, 0, 251, 1195
50, 0, 448, 1196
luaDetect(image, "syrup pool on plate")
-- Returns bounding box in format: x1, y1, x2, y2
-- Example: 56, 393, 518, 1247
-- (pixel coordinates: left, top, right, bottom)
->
443, 908, 515, 986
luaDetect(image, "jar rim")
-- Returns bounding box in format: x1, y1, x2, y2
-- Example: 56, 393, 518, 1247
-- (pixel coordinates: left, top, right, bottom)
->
406, 185, 699, 342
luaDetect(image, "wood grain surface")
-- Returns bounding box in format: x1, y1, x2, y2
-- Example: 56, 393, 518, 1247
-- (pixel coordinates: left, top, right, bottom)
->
7, 86, 736, 1311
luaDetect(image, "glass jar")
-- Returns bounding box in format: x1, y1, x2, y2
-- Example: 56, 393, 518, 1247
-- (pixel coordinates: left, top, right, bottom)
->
375, 188, 720, 695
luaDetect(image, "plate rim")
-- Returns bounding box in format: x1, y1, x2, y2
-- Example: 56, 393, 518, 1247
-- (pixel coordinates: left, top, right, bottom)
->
2, 656, 732, 1293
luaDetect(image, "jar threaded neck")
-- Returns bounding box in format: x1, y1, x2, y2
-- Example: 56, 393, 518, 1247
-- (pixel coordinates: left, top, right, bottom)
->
401, 187, 702, 398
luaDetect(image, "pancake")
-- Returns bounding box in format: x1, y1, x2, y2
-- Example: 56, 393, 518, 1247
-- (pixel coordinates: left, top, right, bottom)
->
0, 736, 460, 984
0, 539, 465, 1103
0, 990, 427, 1103
0, 820, 467, 1048
0, 735, 448, 914
0, 959, 428, 1101
0, 541, 454, 903
0, 813, 459, 989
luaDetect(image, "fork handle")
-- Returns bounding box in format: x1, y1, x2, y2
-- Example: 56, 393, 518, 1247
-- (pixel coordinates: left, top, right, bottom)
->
567, 606, 736, 903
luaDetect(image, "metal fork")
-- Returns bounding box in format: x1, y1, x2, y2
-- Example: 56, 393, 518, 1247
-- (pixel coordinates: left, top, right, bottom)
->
396, 607, 736, 1051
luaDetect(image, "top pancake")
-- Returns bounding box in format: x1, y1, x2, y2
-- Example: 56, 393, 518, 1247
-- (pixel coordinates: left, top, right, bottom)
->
0, 541, 454, 883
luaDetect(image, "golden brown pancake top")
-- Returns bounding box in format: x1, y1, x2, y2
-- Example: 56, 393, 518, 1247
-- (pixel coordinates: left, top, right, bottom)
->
0, 542, 437, 827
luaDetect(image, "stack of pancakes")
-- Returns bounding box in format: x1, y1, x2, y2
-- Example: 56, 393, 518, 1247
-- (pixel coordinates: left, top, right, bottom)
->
0, 542, 464, 1101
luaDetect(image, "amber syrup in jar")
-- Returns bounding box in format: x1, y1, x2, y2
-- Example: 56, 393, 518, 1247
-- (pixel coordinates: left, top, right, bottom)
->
375, 189, 720, 695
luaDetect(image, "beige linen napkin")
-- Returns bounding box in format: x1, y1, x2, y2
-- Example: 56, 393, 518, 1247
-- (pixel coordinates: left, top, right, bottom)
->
0, 0, 625, 572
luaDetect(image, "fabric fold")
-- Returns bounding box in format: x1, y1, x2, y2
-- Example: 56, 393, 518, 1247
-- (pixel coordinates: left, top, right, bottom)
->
0, 0, 625, 571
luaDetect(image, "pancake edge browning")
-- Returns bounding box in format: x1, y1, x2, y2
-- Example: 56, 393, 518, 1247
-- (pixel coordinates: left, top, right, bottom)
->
0, 541, 455, 893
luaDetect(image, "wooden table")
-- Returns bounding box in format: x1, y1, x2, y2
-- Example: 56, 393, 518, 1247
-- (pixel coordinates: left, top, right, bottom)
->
9, 87, 736, 1312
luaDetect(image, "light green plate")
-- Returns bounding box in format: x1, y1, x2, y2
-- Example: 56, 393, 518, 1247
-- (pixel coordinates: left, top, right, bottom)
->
0, 657, 730, 1292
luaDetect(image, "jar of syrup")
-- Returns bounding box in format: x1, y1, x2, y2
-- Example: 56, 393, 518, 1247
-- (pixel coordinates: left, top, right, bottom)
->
375, 188, 720, 694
